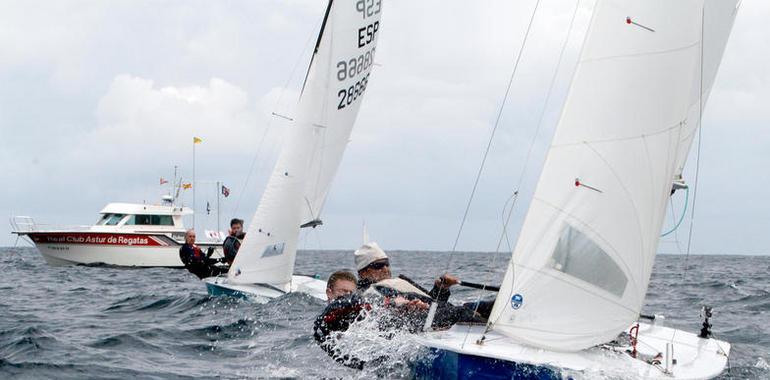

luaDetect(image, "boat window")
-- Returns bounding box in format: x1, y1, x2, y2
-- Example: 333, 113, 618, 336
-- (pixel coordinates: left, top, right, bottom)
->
550, 225, 628, 298
124, 215, 174, 226
104, 214, 125, 226
97, 214, 111, 225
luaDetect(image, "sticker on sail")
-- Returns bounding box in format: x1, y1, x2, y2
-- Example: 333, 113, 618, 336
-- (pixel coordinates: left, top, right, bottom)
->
510, 294, 524, 310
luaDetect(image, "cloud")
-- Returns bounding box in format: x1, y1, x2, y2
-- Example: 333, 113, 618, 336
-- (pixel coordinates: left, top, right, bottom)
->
1, 0, 769, 256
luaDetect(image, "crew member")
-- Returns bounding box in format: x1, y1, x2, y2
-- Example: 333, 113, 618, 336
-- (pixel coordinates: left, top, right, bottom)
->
325, 270, 357, 302
314, 269, 428, 370
179, 229, 226, 279
222, 218, 245, 265
354, 242, 459, 302
313, 243, 485, 369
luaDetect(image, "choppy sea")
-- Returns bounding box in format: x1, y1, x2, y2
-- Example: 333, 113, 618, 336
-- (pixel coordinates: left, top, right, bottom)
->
0, 247, 768, 379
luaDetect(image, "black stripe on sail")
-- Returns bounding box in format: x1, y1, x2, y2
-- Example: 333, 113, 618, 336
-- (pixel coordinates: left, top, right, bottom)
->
300, 0, 334, 97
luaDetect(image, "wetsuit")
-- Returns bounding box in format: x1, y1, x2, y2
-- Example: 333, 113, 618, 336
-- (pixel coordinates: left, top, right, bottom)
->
314, 278, 484, 369
222, 234, 243, 265
179, 243, 226, 279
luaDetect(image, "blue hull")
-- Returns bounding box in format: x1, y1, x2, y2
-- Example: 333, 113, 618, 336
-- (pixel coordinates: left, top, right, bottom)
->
205, 282, 248, 299
413, 348, 560, 380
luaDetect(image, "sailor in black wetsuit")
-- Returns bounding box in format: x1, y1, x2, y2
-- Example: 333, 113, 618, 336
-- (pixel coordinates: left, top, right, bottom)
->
313, 243, 485, 369
222, 218, 244, 265
179, 229, 226, 279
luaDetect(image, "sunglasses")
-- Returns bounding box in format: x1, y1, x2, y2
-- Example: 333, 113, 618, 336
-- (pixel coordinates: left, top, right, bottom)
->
366, 260, 390, 270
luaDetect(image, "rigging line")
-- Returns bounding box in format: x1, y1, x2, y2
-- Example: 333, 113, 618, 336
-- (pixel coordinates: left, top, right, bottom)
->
660, 187, 689, 237
486, 0, 598, 331
447, 0, 542, 262
672, 4, 706, 347
682, 5, 706, 284
232, 20, 322, 217
501, 191, 519, 252
470, 0, 583, 341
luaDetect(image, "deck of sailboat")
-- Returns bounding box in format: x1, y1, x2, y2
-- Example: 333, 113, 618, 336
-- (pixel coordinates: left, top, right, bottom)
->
203, 274, 327, 303
416, 323, 730, 379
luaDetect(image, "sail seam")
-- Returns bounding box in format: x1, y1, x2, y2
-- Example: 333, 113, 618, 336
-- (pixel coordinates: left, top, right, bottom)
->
581, 40, 700, 64
551, 119, 684, 147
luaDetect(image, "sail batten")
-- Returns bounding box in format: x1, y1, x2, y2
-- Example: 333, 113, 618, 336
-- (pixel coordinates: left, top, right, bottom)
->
229, 0, 383, 288
488, 0, 739, 352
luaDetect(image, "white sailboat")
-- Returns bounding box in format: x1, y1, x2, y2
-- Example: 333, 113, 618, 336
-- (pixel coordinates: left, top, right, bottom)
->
204, 0, 384, 302
417, 0, 740, 378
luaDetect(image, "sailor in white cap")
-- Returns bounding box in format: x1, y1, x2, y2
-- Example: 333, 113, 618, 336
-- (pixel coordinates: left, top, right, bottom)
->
354, 241, 460, 301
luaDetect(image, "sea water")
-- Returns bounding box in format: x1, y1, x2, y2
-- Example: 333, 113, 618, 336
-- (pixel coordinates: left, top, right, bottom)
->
0, 247, 768, 379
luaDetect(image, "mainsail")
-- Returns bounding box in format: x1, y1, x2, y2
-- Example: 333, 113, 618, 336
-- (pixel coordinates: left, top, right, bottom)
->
489, 0, 739, 351
229, 0, 383, 288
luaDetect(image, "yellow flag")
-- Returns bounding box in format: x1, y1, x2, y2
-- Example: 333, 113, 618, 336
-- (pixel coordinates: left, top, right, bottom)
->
182, 183, 192, 189
193, 137, 203, 144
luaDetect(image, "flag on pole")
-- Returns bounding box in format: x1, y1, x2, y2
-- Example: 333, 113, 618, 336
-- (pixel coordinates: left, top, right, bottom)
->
221, 185, 230, 198
193, 136, 203, 144
182, 183, 192, 190
160, 178, 169, 185
206, 201, 211, 215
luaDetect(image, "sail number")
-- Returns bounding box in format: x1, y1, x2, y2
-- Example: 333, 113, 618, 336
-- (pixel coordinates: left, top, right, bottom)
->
356, 0, 382, 20
337, 47, 376, 82
358, 21, 380, 48
337, 73, 370, 109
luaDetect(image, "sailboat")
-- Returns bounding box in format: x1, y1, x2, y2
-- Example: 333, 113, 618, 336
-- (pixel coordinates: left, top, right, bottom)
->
204, 0, 384, 301
416, 0, 740, 378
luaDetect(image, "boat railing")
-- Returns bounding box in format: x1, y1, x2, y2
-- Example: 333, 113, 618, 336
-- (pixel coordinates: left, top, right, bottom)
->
9, 216, 36, 233
9, 216, 92, 233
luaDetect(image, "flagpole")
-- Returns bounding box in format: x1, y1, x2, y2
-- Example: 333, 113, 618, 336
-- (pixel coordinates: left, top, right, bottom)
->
172, 165, 178, 204
192, 139, 196, 232
216, 181, 221, 238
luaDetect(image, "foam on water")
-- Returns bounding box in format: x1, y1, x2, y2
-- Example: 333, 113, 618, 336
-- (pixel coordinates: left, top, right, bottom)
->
0, 247, 768, 379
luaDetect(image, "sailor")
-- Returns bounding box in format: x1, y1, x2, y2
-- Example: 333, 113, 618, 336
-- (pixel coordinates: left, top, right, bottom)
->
354, 242, 458, 303
313, 243, 485, 369
314, 268, 430, 370
222, 218, 245, 265
325, 270, 357, 302
179, 229, 226, 279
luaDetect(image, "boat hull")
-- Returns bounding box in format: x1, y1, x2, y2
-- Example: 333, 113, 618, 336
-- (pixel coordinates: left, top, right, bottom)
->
416, 323, 730, 379
22, 232, 221, 267
413, 347, 559, 380
203, 275, 327, 303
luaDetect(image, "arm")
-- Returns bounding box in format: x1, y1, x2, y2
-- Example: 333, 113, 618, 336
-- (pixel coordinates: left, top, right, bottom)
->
429, 274, 460, 302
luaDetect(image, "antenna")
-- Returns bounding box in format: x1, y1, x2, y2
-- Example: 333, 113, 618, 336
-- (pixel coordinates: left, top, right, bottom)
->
362, 220, 369, 244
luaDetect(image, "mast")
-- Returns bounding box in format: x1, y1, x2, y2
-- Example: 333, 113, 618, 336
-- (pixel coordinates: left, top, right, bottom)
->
216, 181, 221, 237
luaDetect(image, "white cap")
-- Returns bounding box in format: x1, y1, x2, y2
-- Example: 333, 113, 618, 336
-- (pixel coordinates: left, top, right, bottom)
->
354, 242, 388, 271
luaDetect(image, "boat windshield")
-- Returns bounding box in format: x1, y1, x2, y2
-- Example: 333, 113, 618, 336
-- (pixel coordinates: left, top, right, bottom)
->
98, 214, 126, 226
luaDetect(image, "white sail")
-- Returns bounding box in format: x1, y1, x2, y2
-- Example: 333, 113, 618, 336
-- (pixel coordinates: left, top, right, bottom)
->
489, 0, 739, 352
229, 0, 383, 288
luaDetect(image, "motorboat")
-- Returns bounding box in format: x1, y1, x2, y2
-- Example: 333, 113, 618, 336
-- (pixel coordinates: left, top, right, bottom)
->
11, 197, 223, 267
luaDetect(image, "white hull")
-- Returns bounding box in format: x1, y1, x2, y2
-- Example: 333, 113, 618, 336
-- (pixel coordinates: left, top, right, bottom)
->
36, 243, 189, 267
416, 323, 730, 379
24, 232, 223, 267
203, 275, 327, 303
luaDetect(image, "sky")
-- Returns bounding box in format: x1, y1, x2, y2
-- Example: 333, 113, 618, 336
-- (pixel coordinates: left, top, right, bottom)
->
1, 0, 768, 255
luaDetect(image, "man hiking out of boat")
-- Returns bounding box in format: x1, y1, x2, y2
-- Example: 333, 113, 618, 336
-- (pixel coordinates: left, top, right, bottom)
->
222, 218, 245, 265
314, 265, 436, 370
326, 270, 357, 302
179, 229, 226, 279
313, 242, 486, 369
